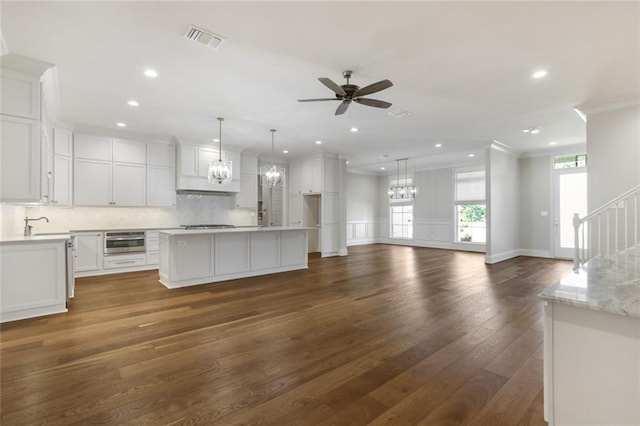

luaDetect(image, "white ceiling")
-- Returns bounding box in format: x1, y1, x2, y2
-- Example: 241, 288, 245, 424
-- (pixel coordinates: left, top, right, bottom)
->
2, 1, 639, 174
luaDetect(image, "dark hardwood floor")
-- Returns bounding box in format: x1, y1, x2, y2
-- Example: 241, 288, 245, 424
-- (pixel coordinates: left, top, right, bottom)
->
0, 244, 571, 425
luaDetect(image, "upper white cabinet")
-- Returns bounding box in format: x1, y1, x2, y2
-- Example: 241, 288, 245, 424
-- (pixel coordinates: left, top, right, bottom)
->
73, 134, 146, 207
288, 155, 339, 194
51, 127, 73, 206
236, 153, 258, 209
147, 143, 176, 167
176, 142, 241, 192
0, 56, 53, 204
113, 139, 146, 164
0, 68, 40, 120
74, 134, 112, 161
147, 165, 176, 207
0, 115, 40, 202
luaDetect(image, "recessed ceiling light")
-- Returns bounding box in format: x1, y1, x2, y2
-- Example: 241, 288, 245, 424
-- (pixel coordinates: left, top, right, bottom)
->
468, 154, 475, 158
116, 122, 126, 127
144, 69, 158, 78
350, 127, 359, 133
549, 142, 557, 146
380, 167, 385, 170
435, 143, 442, 148
213, 138, 220, 142
532, 70, 548, 79
522, 128, 530, 133
315, 140, 322, 145
530, 127, 542, 134
127, 100, 139, 107
283, 150, 289, 154
346, 161, 350, 165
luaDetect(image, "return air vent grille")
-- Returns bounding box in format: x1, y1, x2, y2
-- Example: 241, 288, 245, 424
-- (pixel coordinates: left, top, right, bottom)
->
184, 25, 225, 49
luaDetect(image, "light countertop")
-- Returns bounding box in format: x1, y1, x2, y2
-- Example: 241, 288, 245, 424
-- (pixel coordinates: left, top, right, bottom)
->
70, 227, 184, 233
0, 234, 72, 243
160, 226, 310, 236
539, 252, 640, 318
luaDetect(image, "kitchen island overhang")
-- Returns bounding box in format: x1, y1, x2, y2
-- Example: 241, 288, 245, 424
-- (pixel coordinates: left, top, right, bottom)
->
158, 227, 309, 288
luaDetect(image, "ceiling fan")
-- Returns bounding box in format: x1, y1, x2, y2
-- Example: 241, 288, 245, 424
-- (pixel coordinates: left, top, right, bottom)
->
298, 70, 393, 115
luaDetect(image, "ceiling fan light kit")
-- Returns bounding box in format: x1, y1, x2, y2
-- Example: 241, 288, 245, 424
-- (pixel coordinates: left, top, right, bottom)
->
298, 70, 394, 115
208, 117, 233, 184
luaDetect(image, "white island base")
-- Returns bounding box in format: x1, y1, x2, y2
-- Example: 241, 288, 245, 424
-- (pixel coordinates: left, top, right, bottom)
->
158, 227, 308, 288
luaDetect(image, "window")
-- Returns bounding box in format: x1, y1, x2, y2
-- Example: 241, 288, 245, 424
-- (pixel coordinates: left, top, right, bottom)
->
454, 169, 486, 243
390, 204, 413, 239
554, 154, 587, 169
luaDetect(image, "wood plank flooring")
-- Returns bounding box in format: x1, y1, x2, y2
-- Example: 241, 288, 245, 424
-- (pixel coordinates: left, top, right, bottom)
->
0, 244, 572, 425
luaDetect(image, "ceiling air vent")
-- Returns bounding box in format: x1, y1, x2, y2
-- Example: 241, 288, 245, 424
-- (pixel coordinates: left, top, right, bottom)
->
184, 25, 225, 49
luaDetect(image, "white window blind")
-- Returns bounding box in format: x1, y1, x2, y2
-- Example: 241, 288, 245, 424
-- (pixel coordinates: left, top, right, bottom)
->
455, 170, 485, 203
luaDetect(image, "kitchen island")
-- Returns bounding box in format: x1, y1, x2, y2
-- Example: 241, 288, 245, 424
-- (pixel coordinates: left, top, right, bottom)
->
158, 227, 309, 288
539, 253, 640, 425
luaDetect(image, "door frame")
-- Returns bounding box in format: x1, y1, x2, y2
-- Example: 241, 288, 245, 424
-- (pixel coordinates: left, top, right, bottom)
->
552, 166, 587, 259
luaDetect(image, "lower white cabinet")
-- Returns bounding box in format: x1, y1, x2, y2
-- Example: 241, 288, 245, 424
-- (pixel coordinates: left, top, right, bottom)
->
103, 253, 146, 269
250, 232, 281, 271
214, 233, 250, 275
282, 230, 307, 266
1, 239, 68, 322
146, 231, 160, 265
73, 233, 102, 273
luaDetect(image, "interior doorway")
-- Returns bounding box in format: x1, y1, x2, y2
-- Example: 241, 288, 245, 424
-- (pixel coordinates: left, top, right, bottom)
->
304, 194, 321, 253
553, 168, 587, 258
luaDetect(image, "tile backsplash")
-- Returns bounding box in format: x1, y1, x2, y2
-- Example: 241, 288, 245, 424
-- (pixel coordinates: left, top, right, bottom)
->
2, 194, 256, 235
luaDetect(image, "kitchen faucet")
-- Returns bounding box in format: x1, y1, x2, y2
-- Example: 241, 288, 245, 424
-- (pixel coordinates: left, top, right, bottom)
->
23, 216, 49, 236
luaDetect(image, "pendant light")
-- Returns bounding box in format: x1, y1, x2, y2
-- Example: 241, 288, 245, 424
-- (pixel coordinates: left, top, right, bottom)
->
388, 158, 418, 200
208, 117, 232, 184
260, 129, 285, 188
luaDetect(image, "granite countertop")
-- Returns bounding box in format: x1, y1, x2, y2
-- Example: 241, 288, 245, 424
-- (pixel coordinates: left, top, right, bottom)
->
539, 253, 640, 318
160, 226, 311, 236
0, 234, 72, 243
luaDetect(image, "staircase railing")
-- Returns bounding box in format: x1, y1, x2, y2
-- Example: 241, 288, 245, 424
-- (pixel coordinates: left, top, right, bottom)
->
573, 184, 640, 270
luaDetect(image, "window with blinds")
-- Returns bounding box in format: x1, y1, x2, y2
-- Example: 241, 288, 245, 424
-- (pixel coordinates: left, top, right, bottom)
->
454, 169, 486, 244
455, 170, 485, 204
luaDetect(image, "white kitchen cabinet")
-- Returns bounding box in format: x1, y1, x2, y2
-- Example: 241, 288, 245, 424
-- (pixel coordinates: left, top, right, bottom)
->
112, 162, 146, 206
176, 143, 241, 192
1, 238, 68, 323
214, 233, 250, 275
74, 134, 112, 161
323, 157, 339, 193
113, 139, 146, 164
52, 155, 72, 206
103, 253, 146, 269
1, 67, 40, 120
282, 230, 307, 267
147, 143, 175, 167
147, 165, 176, 207
250, 232, 281, 271
146, 231, 160, 266
288, 193, 303, 226
74, 159, 112, 206
236, 173, 257, 209
288, 161, 302, 194
74, 233, 102, 273
0, 115, 41, 202
51, 127, 73, 206
304, 157, 322, 193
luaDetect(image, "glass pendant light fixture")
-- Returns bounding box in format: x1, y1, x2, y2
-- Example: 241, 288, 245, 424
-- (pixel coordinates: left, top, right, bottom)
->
260, 129, 285, 188
388, 158, 418, 200
208, 117, 232, 184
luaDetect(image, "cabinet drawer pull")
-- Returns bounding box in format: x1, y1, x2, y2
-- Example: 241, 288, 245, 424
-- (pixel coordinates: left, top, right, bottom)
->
115, 260, 137, 264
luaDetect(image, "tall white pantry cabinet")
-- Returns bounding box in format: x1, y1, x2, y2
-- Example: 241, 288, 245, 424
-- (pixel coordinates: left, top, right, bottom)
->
0, 55, 54, 203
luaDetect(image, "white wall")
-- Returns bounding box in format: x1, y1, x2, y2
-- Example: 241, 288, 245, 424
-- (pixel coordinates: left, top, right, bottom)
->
7, 194, 255, 234
519, 156, 552, 256
587, 103, 640, 210
486, 146, 520, 263
345, 172, 380, 245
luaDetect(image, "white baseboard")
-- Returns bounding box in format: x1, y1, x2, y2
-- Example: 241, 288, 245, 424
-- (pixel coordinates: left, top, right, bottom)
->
518, 249, 553, 258
485, 249, 520, 264
376, 238, 486, 253
347, 238, 376, 246
338, 248, 348, 256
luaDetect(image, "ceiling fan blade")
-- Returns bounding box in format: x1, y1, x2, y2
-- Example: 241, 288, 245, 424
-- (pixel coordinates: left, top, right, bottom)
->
298, 98, 341, 102
354, 98, 392, 109
354, 79, 393, 97
319, 77, 347, 97
335, 100, 351, 115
